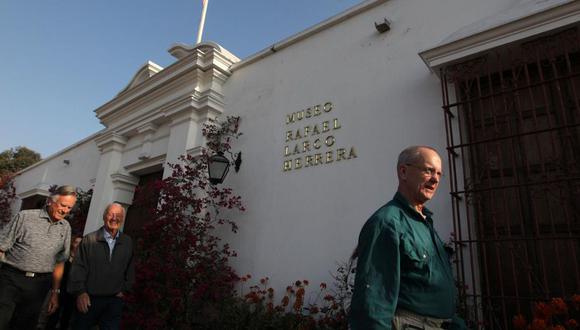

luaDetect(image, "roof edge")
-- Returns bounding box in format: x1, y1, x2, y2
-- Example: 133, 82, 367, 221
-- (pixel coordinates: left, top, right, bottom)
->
230, 0, 388, 72
419, 0, 580, 74
13, 130, 105, 176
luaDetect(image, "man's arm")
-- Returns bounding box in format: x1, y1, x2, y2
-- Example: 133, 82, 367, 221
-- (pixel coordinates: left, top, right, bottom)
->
48, 225, 72, 314
47, 261, 65, 314
0, 212, 23, 256
119, 239, 135, 297
67, 238, 91, 312
350, 214, 401, 330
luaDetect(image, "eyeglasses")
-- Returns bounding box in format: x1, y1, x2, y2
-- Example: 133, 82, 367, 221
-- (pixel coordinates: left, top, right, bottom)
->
406, 164, 444, 178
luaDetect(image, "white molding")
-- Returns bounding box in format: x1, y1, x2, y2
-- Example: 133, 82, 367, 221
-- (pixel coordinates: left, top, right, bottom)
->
186, 146, 204, 158
124, 154, 166, 174
419, 0, 580, 73
95, 43, 237, 123
168, 41, 240, 63
118, 61, 164, 94
18, 187, 50, 199
137, 123, 158, 135
111, 172, 140, 192
94, 43, 236, 141
137, 123, 158, 160
95, 132, 128, 153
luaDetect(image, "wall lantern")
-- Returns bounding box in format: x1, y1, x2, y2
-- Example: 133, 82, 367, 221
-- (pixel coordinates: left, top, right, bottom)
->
208, 152, 230, 184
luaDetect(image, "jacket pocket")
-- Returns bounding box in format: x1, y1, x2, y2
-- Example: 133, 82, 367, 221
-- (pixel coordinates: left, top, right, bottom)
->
401, 239, 430, 273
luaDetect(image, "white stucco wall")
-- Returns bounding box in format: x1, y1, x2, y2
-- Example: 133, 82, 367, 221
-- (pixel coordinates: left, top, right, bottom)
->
220, 0, 517, 290
11, 134, 101, 212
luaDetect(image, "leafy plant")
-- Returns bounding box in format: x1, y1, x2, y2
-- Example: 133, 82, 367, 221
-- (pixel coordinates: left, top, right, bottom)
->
123, 116, 244, 329
0, 174, 16, 223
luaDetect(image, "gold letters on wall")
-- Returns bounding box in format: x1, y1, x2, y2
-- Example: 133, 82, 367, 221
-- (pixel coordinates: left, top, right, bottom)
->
283, 102, 357, 172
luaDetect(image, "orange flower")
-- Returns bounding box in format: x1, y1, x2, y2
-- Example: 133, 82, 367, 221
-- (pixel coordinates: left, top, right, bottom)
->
295, 280, 302, 286
512, 314, 527, 329
320, 282, 327, 289
529, 318, 547, 330
303, 279, 309, 285
533, 302, 553, 320
566, 319, 578, 329
281, 296, 290, 307
296, 287, 305, 297
550, 298, 568, 315
293, 297, 304, 311
323, 294, 335, 301
573, 294, 580, 310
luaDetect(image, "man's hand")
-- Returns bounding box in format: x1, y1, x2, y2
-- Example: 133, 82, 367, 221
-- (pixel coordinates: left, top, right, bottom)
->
76, 293, 91, 313
47, 291, 59, 314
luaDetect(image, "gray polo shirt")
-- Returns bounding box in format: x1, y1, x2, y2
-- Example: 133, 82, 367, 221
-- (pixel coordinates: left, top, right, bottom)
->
0, 208, 71, 273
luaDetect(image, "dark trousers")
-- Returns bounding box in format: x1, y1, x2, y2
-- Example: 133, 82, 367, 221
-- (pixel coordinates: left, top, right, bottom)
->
72, 296, 123, 330
0, 266, 52, 330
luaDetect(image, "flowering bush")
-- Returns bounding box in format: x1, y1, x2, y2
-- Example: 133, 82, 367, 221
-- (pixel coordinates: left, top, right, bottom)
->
512, 295, 580, 330
191, 275, 349, 330
123, 116, 245, 329
0, 174, 16, 223
192, 255, 356, 330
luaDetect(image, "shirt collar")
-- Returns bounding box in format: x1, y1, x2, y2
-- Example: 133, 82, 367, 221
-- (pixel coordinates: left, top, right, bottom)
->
41, 207, 64, 224
393, 191, 434, 222
103, 227, 119, 240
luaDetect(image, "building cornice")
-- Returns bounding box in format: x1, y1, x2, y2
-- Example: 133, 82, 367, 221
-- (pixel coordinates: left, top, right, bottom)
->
95, 132, 128, 153
118, 61, 164, 95
111, 172, 140, 192
18, 186, 50, 199
95, 42, 237, 137
419, 0, 580, 73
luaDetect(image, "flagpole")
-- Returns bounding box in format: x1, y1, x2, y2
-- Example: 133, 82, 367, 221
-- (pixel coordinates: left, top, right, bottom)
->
196, 0, 209, 44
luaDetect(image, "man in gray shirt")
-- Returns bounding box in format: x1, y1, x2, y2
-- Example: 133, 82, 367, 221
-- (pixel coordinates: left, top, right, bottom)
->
0, 185, 76, 330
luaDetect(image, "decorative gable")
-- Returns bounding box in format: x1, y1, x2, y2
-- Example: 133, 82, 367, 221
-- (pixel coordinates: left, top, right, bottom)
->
119, 61, 164, 94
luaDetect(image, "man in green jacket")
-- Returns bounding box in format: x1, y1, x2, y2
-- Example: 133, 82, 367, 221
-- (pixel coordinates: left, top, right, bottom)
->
350, 146, 466, 330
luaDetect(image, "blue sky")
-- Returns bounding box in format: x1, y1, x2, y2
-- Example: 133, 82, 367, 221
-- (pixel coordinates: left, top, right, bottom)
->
0, 0, 361, 158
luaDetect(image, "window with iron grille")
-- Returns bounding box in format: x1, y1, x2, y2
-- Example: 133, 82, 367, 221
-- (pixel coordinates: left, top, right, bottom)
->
441, 28, 580, 329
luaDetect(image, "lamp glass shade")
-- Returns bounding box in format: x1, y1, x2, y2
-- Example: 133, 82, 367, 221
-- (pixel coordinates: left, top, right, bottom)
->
208, 153, 230, 184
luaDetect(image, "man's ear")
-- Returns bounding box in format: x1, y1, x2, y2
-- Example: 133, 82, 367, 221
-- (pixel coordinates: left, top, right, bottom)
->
398, 165, 408, 180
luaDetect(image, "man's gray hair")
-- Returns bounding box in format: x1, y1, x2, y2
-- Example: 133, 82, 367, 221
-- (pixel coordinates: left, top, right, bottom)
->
49, 185, 77, 202
397, 146, 439, 168
102, 202, 126, 219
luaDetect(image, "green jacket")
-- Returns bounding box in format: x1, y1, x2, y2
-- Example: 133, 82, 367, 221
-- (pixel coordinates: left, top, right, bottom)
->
350, 192, 460, 329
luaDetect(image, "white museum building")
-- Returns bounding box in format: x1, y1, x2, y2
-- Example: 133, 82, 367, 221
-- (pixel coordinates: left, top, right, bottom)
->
10, 0, 580, 327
